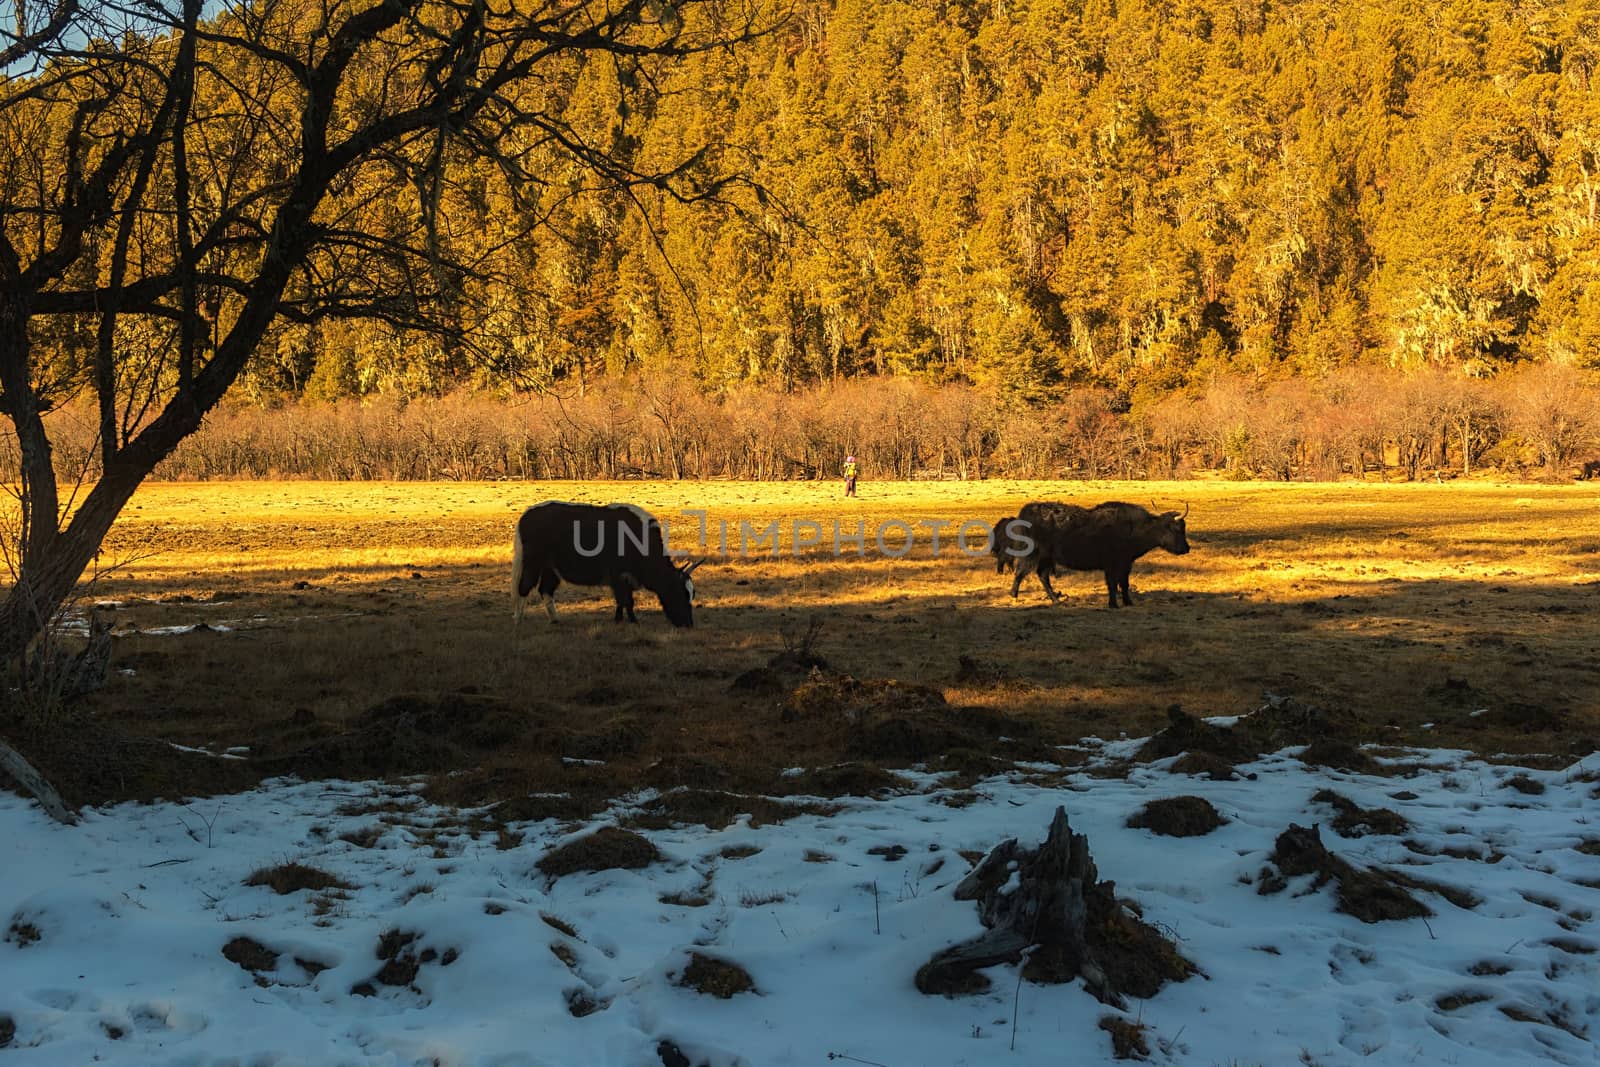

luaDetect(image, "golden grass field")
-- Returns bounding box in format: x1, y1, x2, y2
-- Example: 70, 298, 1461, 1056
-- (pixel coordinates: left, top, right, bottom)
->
35, 477, 1600, 812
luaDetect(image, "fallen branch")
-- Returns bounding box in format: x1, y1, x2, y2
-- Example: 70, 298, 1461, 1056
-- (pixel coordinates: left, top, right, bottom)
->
0, 735, 78, 825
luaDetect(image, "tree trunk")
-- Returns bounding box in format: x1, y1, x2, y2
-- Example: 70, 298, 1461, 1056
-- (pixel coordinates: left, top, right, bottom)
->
0, 461, 150, 663
0, 736, 77, 824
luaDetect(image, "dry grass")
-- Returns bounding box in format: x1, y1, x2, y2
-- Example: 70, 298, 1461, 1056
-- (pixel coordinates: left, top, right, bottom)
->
18, 477, 1595, 809
243, 861, 355, 895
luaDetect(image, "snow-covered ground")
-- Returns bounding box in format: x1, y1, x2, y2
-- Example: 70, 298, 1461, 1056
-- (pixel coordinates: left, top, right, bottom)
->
2, 740, 1596, 1067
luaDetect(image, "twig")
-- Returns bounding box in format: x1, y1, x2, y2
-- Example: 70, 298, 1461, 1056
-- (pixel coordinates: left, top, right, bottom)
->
827, 1054, 892, 1067
1010, 947, 1031, 1052
181, 800, 224, 847
872, 879, 880, 935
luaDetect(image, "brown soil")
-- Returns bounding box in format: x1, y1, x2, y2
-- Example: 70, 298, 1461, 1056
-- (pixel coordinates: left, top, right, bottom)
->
677, 952, 755, 998
565, 988, 605, 1017
222, 936, 279, 974
1436, 990, 1492, 1012
536, 827, 661, 878
363, 928, 431, 989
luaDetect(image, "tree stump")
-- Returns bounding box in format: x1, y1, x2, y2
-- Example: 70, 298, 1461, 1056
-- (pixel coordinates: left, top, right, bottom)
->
917, 806, 1191, 1006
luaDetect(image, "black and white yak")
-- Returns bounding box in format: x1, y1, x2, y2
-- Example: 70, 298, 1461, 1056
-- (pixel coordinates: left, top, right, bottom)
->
512, 501, 700, 627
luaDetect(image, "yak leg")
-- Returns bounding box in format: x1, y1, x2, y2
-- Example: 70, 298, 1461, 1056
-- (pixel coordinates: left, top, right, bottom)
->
611, 580, 637, 623
539, 569, 561, 622
1010, 556, 1035, 598
513, 541, 541, 629
1102, 569, 1120, 609
1118, 563, 1134, 606
1037, 562, 1060, 602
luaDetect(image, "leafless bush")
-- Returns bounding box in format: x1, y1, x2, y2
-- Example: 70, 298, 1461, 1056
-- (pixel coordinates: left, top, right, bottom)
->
5, 368, 1590, 486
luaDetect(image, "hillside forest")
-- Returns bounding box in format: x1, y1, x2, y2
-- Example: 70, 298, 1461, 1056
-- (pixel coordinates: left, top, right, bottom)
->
9, 0, 1600, 481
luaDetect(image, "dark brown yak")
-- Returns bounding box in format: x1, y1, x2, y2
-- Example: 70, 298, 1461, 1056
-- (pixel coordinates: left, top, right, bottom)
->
1010, 501, 1190, 608
1004, 501, 1085, 595
512, 501, 700, 627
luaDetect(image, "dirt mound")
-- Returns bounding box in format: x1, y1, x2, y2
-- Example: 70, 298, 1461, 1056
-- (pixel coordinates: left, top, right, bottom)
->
1139, 695, 1367, 766
1257, 823, 1430, 923
774, 762, 903, 797
729, 667, 785, 695
953, 655, 1009, 685
272, 691, 550, 780
536, 827, 661, 878
222, 936, 279, 975
784, 671, 947, 724
1126, 796, 1226, 837
1166, 751, 1243, 780
1311, 790, 1409, 838
783, 670, 1041, 766
643, 755, 731, 790
1298, 739, 1375, 772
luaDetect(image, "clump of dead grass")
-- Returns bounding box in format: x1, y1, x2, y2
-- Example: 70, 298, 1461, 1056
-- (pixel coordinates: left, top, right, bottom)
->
1098, 1015, 1151, 1060
1257, 823, 1431, 922
1139, 696, 1368, 767
244, 861, 354, 896
676, 952, 755, 998
5, 919, 40, 948
1126, 796, 1226, 837
1311, 790, 1409, 838
535, 827, 660, 878
338, 825, 384, 848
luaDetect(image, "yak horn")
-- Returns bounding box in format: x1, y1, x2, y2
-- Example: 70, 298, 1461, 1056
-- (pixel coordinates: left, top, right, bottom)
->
682, 558, 703, 574
1182, 501, 1190, 519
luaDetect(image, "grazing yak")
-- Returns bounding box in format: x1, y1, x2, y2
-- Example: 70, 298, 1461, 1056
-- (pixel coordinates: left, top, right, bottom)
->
1009, 500, 1190, 608
512, 501, 700, 627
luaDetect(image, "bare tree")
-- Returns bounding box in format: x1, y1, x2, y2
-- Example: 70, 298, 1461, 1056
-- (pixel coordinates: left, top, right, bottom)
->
0, 0, 776, 664
1505, 362, 1600, 476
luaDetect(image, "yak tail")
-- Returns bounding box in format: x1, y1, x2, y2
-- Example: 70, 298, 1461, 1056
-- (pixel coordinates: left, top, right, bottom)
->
511, 523, 527, 629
